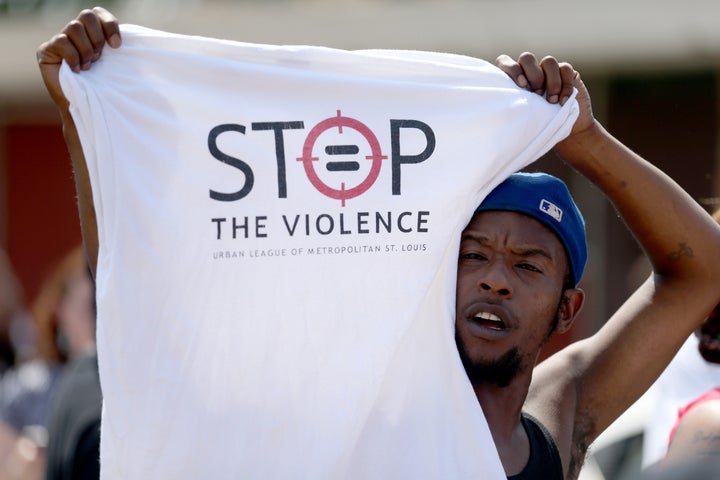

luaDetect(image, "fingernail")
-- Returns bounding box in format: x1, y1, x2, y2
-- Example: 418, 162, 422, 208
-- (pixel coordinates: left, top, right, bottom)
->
560, 96, 568, 106
517, 74, 528, 88
548, 95, 559, 104
109, 34, 121, 48
82, 62, 91, 70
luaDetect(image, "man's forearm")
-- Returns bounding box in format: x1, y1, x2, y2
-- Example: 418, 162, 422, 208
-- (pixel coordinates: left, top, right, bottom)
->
554, 121, 720, 282
62, 111, 99, 277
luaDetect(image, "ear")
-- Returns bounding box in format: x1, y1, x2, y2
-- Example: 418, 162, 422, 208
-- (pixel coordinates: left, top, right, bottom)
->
555, 288, 585, 334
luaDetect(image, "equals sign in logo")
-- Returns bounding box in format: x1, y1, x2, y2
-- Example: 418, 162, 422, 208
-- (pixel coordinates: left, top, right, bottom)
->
325, 145, 360, 171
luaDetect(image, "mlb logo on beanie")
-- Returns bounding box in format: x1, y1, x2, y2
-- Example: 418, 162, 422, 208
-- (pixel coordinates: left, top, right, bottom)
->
539, 199, 563, 222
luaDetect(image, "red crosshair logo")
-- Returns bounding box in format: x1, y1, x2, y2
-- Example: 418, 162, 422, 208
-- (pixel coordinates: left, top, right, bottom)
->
297, 110, 388, 206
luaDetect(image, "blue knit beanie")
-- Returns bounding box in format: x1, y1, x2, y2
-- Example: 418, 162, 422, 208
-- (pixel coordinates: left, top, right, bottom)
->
475, 172, 587, 287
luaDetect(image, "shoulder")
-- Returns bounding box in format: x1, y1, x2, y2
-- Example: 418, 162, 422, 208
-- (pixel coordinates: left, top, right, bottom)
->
525, 343, 596, 477
665, 395, 720, 463
526, 342, 585, 436
521, 413, 559, 455
508, 413, 563, 480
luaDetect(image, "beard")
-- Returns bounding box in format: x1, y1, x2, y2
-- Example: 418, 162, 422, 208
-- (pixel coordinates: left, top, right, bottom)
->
455, 331, 522, 388
454, 294, 567, 388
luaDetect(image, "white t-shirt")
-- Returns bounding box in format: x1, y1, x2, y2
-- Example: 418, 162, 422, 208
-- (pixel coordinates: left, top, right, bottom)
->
60, 24, 578, 480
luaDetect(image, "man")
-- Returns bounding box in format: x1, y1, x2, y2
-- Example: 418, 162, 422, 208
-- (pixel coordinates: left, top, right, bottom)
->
456, 54, 720, 479
37, 8, 720, 480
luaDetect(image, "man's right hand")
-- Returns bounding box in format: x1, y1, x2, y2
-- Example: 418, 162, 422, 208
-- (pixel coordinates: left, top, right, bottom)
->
36, 6, 121, 112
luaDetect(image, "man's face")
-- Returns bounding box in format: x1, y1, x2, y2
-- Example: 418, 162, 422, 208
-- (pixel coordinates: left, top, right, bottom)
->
455, 210, 570, 387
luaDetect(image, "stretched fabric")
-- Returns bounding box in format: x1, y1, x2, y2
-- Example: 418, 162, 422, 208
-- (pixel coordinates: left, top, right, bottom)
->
59, 24, 578, 480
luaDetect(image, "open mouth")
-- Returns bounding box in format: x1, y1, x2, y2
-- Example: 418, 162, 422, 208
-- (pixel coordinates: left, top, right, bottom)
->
472, 311, 506, 330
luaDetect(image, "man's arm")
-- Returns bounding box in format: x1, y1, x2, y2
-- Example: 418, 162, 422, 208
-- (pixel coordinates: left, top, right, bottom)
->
549, 85, 720, 433
499, 53, 720, 470
36, 7, 122, 277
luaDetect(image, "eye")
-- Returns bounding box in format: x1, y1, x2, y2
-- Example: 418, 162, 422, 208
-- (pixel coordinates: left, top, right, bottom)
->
516, 263, 542, 273
460, 252, 487, 261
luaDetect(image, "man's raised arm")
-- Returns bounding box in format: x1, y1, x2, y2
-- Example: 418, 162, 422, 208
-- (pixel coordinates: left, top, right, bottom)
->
498, 52, 720, 475
548, 66, 720, 433
36, 7, 122, 276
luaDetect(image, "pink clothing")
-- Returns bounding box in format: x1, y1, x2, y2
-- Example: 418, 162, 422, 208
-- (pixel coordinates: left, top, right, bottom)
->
668, 387, 720, 446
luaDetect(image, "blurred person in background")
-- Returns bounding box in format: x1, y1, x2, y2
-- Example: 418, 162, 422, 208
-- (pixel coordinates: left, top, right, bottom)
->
635, 296, 720, 477
0, 247, 32, 373
637, 208, 720, 470
44, 258, 100, 480
0, 246, 96, 479
44, 348, 100, 480
661, 238, 720, 465
0, 248, 41, 479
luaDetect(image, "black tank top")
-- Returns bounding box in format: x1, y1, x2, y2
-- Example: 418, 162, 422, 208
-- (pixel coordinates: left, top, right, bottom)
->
507, 413, 564, 480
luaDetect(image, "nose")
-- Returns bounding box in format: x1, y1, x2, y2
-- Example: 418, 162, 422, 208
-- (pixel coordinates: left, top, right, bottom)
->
480, 282, 511, 297
478, 263, 512, 297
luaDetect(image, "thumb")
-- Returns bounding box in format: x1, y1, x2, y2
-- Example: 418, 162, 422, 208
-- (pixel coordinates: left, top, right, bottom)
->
36, 42, 70, 112
570, 73, 595, 136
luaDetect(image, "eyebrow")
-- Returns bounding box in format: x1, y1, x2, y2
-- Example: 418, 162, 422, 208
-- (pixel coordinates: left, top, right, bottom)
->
460, 233, 554, 261
460, 233, 489, 244
513, 247, 553, 261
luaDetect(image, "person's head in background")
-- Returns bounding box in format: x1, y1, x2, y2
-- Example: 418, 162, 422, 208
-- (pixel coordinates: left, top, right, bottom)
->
695, 208, 720, 365
31, 246, 95, 364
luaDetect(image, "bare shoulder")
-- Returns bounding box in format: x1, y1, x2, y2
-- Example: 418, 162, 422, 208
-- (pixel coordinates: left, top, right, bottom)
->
527, 340, 591, 418
665, 398, 720, 463
525, 342, 594, 478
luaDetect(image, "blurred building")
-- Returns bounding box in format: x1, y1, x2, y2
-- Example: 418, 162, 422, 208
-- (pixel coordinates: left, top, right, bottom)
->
1, 0, 719, 354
